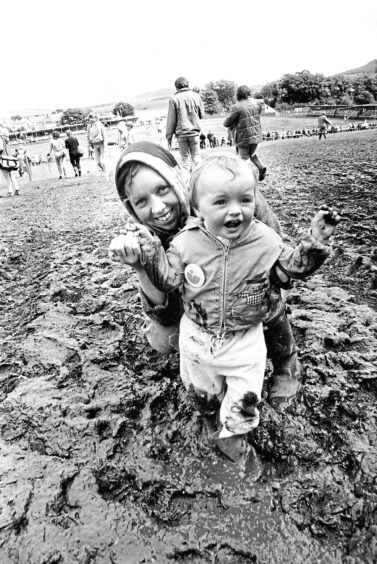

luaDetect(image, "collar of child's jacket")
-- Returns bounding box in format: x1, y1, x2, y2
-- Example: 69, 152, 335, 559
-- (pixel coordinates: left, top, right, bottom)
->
180, 216, 258, 243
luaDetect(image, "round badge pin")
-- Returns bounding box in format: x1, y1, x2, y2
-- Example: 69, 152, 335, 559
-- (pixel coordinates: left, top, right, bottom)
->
184, 264, 205, 288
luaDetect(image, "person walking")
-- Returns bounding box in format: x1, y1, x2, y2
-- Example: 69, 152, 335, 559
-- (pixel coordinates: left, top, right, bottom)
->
0, 126, 20, 196
223, 85, 267, 181
166, 77, 204, 171
87, 113, 107, 174
65, 130, 82, 177
48, 131, 67, 179
318, 112, 332, 140
117, 120, 135, 150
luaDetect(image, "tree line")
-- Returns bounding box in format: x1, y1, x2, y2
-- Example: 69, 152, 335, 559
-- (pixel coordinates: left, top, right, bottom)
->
199, 72, 377, 114
260, 71, 377, 109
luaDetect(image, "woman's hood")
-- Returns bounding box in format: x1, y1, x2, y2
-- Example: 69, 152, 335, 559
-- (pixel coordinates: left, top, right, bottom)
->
115, 141, 190, 235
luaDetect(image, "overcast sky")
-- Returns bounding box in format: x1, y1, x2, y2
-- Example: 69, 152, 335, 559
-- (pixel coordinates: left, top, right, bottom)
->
2, 0, 376, 112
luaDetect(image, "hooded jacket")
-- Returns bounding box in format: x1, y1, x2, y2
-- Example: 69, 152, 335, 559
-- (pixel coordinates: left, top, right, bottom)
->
141, 218, 331, 336
114, 142, 286, 326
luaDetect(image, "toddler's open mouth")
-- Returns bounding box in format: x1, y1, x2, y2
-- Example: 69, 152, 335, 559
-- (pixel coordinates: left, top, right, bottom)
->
224, 219, 242, 229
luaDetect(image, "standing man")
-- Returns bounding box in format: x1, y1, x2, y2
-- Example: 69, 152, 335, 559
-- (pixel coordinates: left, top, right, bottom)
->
87, 113, 107, 174
166, 77, 204, 171
318, 112, 332, 140
65, 130, 82, 177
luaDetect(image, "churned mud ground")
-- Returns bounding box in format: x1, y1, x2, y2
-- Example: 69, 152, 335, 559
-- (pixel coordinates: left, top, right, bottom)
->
0, 130, 376, 563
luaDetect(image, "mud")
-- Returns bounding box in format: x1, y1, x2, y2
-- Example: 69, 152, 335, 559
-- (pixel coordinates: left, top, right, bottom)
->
0, 130, 377, 563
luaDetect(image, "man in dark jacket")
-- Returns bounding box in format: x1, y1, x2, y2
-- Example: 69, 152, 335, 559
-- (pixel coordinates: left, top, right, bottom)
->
65, 130, 82, 177
166, 77, 204, 171
224, 85, 267, 181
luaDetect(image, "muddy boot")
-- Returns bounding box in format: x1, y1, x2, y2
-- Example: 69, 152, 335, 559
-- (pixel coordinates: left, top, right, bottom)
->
243, 444, 263, 480
211, 431, 248, 464
211, 432, 263, 478
264, 310, 301, 413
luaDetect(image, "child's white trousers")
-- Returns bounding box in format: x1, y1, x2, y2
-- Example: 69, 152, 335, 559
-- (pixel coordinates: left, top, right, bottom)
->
179, 314, 266, 437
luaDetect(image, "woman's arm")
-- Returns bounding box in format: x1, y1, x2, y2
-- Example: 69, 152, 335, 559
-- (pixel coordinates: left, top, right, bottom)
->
109, 230, 183, 327
139, 233, 184, 293
109, 232, 166, 306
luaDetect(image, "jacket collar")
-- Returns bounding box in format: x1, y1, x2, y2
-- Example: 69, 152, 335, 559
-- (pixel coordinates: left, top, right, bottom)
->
181, 216, 258, 245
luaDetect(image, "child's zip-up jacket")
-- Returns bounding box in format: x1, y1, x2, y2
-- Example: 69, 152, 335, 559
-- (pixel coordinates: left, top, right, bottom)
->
141, 217, 331, 338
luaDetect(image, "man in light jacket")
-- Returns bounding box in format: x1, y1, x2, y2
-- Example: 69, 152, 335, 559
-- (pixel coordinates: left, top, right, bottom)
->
166, 77, 204, 171
87, 113, 107, 174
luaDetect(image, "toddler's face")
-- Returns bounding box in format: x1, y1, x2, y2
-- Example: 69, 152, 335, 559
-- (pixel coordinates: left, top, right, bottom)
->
196, 166, 256, 240
127, 165, 181, 232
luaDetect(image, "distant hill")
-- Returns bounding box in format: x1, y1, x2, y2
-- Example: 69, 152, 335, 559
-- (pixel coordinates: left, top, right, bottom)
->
130, 88, 174, 102
128, 88, 174, 110
335, 59, 377, 77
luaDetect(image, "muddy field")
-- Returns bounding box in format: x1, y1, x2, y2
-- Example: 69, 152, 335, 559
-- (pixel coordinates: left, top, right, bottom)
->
0, 130, 377, 563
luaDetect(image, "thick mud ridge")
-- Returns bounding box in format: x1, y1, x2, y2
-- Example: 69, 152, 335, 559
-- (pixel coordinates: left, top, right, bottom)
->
0, 131, 376, 563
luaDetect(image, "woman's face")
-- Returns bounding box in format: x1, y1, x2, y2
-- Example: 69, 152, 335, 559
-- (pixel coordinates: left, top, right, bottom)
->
127, 165, 181, 232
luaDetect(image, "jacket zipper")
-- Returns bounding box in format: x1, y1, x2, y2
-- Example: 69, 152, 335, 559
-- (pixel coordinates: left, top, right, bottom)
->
198, 225, 231, 345
220, 242, 230, 336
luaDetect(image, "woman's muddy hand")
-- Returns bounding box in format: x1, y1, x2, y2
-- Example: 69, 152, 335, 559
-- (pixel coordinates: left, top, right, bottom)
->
137, 226, 157, 256
108, 232, 142, 267
311, 205, 341, 242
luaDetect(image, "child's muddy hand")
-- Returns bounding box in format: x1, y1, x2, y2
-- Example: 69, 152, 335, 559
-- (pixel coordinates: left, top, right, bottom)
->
319, 204, 341, 226
311, 205, 341, 242
108, 232, 142, 266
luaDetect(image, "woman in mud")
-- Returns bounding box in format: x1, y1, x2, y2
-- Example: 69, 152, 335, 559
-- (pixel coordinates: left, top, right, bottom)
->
109, 142, 300, 415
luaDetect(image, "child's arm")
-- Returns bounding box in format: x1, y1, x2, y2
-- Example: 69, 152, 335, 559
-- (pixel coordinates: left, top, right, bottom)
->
138, 230, 184, 293
275, 206, 340, 280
